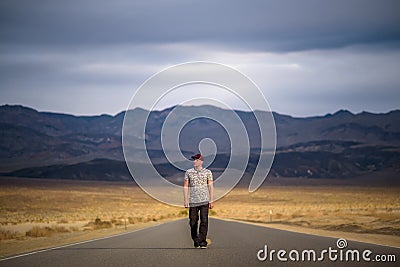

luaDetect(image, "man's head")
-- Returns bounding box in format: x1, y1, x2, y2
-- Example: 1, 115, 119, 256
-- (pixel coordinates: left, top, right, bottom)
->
191, 153, 204, 168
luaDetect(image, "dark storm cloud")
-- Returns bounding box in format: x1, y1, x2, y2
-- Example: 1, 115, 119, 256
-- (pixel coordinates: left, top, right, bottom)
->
1, 0, 399, 52
0, 0, 399, 116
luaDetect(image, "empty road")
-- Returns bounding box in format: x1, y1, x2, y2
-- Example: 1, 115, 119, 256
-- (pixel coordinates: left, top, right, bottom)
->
1, 218, 398, 266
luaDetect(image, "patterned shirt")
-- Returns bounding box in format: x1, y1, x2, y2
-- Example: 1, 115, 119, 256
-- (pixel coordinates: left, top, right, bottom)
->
184, 168, 213, 205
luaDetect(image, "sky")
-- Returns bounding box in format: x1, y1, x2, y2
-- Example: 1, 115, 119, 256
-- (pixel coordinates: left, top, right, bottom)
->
0, 0, 399, 117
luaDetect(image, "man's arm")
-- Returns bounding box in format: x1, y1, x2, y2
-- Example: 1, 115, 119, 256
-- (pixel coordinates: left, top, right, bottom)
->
183, 179, 189, 208
207, 179, 214, 209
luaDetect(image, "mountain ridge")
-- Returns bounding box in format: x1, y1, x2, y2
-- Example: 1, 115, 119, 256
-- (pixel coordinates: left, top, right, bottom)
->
1, 104, 399, 183
2, 104, 399, 118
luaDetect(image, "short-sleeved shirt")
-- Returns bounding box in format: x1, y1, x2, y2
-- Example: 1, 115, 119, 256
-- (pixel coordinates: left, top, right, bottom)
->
184, 168, 213, 206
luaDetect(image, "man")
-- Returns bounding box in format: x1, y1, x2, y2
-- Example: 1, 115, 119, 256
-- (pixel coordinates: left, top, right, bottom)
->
184, 153, 214, 249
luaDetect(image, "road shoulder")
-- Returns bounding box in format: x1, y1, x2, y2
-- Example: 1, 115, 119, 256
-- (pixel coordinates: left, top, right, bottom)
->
213, 217, 400, 248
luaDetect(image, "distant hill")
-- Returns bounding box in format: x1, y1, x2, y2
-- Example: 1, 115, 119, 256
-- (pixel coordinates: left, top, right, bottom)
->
0, 104, 399, 183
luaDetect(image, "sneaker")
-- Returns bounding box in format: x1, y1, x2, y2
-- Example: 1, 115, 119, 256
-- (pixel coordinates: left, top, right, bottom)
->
194, 241, 200, 248
199, 242, 207, 249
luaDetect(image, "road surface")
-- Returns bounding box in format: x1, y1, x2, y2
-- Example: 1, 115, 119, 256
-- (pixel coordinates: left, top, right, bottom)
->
1, 218, 398, 266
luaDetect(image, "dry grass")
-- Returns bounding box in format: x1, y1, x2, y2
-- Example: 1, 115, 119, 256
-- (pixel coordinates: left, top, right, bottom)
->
0, 229, 19, 240
26, 226, 56, 238
0, 178, 187, 258
85, 218, 113, 230
0, 178, 185, 229
214, 186, 400, 236
1, 177, 399, 257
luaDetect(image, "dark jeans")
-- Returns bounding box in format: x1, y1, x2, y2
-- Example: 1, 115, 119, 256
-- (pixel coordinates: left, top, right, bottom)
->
189, 203, 209, 246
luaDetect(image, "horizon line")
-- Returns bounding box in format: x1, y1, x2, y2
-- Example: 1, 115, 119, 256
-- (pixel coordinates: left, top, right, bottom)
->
0, 103, 399, 119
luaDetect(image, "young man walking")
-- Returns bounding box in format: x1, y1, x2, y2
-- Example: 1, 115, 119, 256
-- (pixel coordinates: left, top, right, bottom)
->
184, 153, 214, 249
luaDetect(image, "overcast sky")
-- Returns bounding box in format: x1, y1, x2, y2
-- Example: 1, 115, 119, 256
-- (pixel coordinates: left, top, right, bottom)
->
0, 0, 399, 117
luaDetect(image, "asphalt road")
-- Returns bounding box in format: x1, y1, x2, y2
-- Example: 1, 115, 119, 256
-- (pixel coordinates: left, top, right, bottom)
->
1, 218, 398, 267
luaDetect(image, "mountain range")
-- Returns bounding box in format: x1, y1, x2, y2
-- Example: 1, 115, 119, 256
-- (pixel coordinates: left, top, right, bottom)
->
0, 104, 399, 185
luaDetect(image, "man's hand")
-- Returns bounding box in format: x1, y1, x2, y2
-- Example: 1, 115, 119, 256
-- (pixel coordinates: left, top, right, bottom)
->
207, 179, 214, 210
184, 200, 189, 208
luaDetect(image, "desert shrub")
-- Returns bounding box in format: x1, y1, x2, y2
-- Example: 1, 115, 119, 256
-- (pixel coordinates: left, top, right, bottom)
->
128, 217, 143, 224
85, 218, 113, 230
111, 218, 124, 226
209, 210, 217, 216
179, 210, 188, 216
26, 226, 54, 237
53, 225, 70, 233
69, 226, 79, 232
0, 229, 19, 240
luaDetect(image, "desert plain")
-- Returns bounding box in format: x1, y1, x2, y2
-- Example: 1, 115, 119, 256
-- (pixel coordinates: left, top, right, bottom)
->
1, 177, 399, 258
